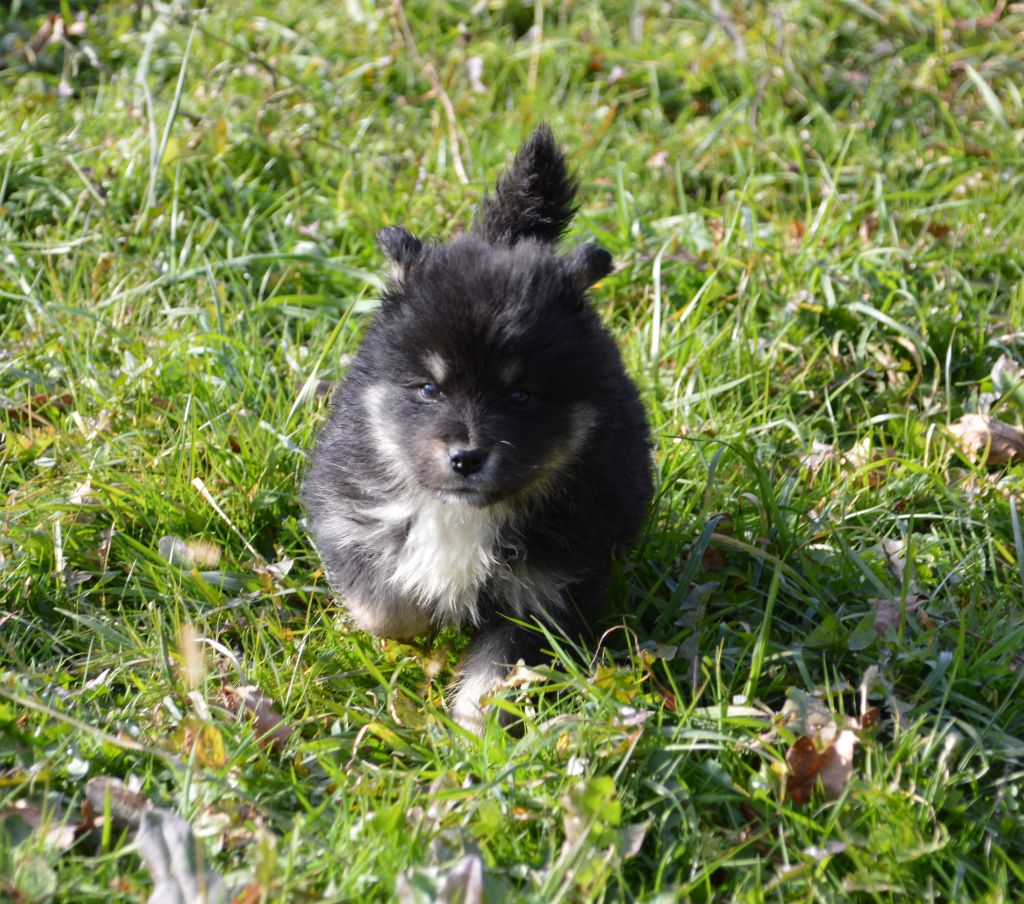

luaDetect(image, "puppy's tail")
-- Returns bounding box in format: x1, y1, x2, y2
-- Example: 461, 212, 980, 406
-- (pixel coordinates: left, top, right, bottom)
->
474, 125, 577, 247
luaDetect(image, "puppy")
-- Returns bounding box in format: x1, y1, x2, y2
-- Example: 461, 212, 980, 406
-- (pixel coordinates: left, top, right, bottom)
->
303, 126, 652, 732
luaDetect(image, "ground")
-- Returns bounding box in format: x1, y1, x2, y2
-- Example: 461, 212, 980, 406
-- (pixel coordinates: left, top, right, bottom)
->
2, 1, 1024, 901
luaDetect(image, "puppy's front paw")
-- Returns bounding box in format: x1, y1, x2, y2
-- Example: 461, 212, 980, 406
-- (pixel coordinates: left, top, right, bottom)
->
449, 664, 505, 735
344, 594, 432, 640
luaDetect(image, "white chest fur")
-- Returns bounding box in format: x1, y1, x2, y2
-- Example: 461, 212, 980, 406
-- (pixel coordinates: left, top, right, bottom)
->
366, 496, 506, 625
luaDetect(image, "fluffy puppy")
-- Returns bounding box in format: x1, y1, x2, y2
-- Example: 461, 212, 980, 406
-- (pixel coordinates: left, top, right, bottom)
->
304, 126, 652, 732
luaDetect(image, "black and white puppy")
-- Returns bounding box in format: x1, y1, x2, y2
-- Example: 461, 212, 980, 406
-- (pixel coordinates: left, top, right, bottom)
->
304, 126, 652, 732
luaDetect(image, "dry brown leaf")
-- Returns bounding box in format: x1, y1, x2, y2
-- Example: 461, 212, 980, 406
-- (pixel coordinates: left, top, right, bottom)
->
0, 800, 80, 852
783, 701, 879, 804
29, 14, 61, 52
800, 438, 895, 485
397, 854, 484, 904
85, 777, 230, 904
880, 538, 910, 584
991, 354, 1023, 392
873, 539, 933, 630
138, 808, 229, 904
785, 736, 821, 805
817, 730, 856, 798
859, 706, 880, 729
800, 440, 837, 474
844, 437, 897, 487
2, 392, 73, 427
84, 776, 154, 831
948, 414, 1024, 466
700, 545, 725, 571
869, 593, 928, 632
785, 731, 857, 803
502, 662, 549, 690
157, 535, 223, 569
222, 685, 293, 753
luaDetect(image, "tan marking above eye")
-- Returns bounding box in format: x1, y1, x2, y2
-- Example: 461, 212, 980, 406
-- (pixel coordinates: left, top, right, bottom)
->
499, 362, 524, 386
422, 352, 448, 383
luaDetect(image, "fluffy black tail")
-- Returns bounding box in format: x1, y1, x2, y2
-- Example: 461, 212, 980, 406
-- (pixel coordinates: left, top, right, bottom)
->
474, 125, 578, 246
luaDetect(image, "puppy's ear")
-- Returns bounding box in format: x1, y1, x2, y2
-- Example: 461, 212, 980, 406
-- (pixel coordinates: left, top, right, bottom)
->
377, 226, 423, 281
474, 124, 578, 247
562, 242, 613, 294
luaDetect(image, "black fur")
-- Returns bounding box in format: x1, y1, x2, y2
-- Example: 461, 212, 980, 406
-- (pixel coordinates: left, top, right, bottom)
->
377, 225, 423, 271
303, 127, 652, 731
473, 124, 579, 246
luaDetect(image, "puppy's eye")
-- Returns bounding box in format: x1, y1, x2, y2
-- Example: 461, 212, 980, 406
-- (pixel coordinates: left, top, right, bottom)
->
509, 389, 530, 406
418, 382, 442, 401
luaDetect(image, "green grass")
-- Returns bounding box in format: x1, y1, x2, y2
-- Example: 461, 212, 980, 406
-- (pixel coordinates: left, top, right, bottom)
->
2, 0, 1024, 900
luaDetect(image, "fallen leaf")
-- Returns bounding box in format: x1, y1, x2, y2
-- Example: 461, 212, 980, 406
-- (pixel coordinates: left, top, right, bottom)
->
783, 700, 878, 804
85, 778, 233, 903
801, 438, 896, 486
618, 819, 651, 859
780, 689, 837, 743
948, 414, 1024, 466
0, 800, 80, 852
701, 546, 725, 571
138, 809, 230, 904
185, 540, 222, 568
785, 736, 821, 805
501, 663, 548, 690
859, 706, 880, 729
868, 594, 928, 632
991, 354, 1024, 397
176, 720, 226, 767
221, 686, 293, 753
1, 392, 73, 427
397, 853, 484, 904
158, 536, 223, 569
800, 440, 837, 474
817, 730, 856, 798
880, 538, 910, 584
68, 480, 97, 505
85, 777, 153, 831
873, 539, 932, 630
29, 14, 61, 53
592, 665, 641, 704
265, 556, 293, 579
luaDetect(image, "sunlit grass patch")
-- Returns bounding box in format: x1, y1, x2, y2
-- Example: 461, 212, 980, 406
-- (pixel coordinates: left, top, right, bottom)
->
2, 0, 1024, 900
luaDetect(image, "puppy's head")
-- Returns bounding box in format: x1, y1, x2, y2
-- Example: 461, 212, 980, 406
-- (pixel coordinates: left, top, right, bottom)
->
359, 128, 618, 506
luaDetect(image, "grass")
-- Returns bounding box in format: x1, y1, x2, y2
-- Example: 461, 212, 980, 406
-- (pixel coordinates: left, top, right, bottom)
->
2, 0, 1024, 900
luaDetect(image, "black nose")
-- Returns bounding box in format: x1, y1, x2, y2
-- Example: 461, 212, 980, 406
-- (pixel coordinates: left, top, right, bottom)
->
449, 447, 488, 476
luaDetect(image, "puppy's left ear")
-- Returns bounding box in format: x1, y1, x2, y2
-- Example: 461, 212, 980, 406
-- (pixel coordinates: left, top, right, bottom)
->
377, 226, 423, 280
562, 242, 613, 294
